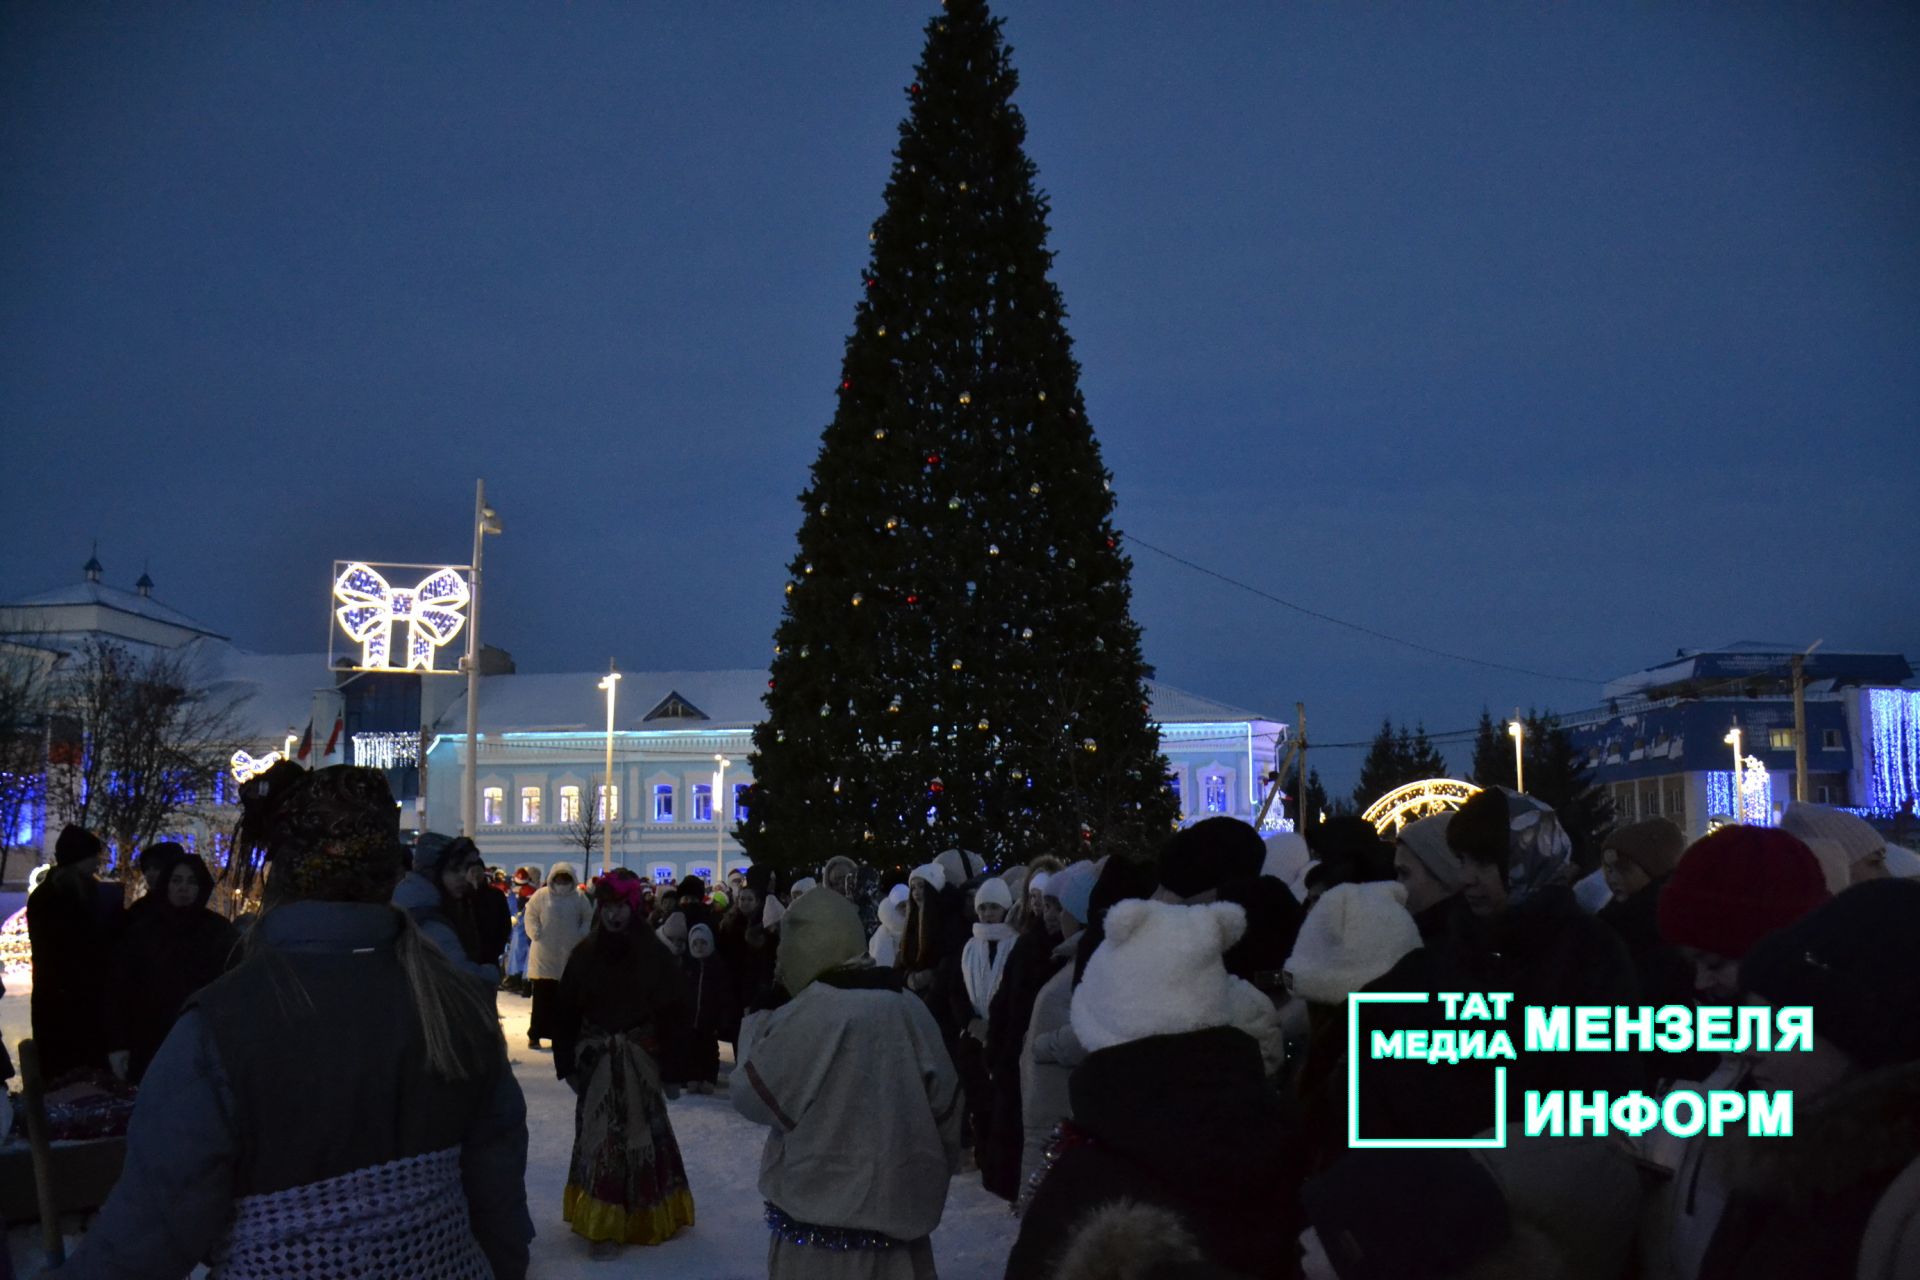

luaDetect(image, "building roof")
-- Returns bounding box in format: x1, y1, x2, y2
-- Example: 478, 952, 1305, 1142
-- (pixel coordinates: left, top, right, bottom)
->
1602, 642, 1911, 702
433, 670, 1277, 736
2, 580, 229, 641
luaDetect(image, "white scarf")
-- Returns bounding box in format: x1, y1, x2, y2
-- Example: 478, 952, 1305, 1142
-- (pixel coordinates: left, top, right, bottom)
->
962, 922, 1017, 1019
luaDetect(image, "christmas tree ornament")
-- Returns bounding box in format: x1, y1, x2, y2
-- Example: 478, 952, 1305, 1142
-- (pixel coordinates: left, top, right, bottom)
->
851, 593, 864, 606
988, 544, 1000, 557
1021, 627, 1034, 640
888, 696, 902, 714
1082, 739, 1098, 753
959, 391, 972, 405
951, 659, 963, 671
948, 497, 962, 510
874, 428, 887, 439
1029, 482, 1041, 496
977, 719, 991, 732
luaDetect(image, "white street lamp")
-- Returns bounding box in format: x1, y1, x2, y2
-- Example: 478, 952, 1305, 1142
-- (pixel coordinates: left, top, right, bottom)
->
461, 480, 503, 837
713, 754, 730, 884
598, 666, 621, 877
1724, 725, 1744, 824
1506, 711, 1525, 794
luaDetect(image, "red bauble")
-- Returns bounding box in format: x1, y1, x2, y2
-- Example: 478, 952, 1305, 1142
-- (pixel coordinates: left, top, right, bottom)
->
926, 453, 941, 465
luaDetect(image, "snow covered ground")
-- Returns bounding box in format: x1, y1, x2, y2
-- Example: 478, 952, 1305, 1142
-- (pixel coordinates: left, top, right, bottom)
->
1, 981, 1021, 1278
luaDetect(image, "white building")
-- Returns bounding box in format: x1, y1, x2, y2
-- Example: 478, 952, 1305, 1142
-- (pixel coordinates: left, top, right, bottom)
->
422, 670, 1286, 884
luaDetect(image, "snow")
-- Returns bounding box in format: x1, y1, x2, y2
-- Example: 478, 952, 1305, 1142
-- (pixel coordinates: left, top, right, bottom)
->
0, 982, 1021, 1278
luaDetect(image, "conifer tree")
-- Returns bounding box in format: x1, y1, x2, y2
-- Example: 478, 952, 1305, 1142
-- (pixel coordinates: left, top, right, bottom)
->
741, 0, 1176, 876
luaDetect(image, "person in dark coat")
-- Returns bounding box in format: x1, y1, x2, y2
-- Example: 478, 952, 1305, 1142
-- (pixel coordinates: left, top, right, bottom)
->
392, 832, 496, 985
679, 923, 737, 1093
672, 875, 715, 936
122, 840, 188, 932
981, 875, 1066, 1201
1695, 879, 1920, 1280
108, 853, 239, 1083
554, 868, 695, 1252
471, 865, 514, 972
1301, 816, 1396, 906
27, 824, 119, 1080
1008, 898, 1294, 1280
715, 882, 777, 1020
54, 766, 532, 1278
1446, 786, 1644, 1103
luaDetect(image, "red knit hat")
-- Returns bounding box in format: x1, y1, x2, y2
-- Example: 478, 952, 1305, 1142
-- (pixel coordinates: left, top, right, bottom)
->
1657, 826, 1830, 959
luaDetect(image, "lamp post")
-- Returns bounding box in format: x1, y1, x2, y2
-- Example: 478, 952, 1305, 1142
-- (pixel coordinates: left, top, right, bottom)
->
461, 480, 503, 837
597, 665, 620, 876
1507, 711, 1525, 794
1724, 725, 1744, 824
713, 754, 730, 883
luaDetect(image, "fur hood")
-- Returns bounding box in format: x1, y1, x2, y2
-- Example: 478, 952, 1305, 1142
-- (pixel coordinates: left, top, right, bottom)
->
1725, 1059, 1920, 1207
1052, 1200, 1209, 1280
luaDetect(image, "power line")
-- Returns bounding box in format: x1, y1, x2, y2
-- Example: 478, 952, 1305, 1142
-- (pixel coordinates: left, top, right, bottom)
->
1124, 534, 1602, 686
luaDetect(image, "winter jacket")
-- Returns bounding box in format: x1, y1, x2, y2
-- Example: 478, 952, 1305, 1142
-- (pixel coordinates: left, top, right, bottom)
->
959, 921, 1018, 1022
1453, 884, 1645, 1105
683, 952, 740, 1040
109, 874, 239, 1084
718, 907, 778, 1015
1008, 1026, 1294, 1280
391, 872, 496, 985
1018, 935, 1083, 1201
27, 865, 121, 1079
1474, 1135, 1643, 1280
56, 901, 532, 1280
471, 883, 513, 965
523, 871, 593, 982
982, 927, 1067, 1201
1598, 877, 1716, 1083
732, 964, 962, 1243
552, 925, 689, 1083
1696, 1060, 1920, 1280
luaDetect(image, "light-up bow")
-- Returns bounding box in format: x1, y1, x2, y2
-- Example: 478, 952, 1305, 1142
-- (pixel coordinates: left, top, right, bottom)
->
230, 749, 282, 785
333, 563, 470, 671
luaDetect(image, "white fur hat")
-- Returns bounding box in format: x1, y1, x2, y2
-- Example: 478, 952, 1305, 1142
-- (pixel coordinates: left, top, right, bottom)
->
1801, 838, 1853, 895
908, 863, 946, 893
1071, 899, 1247, 1054
1283, 881, 1421, 1005
1781, 803, 1886, 869
878, 888, 909, 937
887, 882, 911, 906
974, 877, 1013, 912
1028, 871, 1053, 896
1261, 832, 1311, 886
789, 876, 819, 897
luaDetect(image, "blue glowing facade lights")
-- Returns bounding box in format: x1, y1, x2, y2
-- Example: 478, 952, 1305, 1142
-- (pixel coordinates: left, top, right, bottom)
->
1865, 688, 1920, 817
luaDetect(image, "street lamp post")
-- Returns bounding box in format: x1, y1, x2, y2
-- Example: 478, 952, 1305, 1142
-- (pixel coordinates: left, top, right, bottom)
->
1724, 724, 1744, 824
713, 754, 730, 883
461, 480, 503, 837
1507, 710, 1525, 794
598, 666, 621, 877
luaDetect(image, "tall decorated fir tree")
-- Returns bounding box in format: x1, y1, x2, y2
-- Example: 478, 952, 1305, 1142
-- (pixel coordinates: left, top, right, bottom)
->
740, 0, 1176, 877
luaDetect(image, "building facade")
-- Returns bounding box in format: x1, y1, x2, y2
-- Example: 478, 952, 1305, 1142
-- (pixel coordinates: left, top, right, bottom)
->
1561, 643, 1917, 840
420, 670, 1287, 883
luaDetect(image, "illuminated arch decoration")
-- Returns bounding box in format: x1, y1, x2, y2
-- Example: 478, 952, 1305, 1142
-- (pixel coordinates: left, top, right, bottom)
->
1363, 778, 1484, 836
332, 561, 470, 672
230, 749, 282, 785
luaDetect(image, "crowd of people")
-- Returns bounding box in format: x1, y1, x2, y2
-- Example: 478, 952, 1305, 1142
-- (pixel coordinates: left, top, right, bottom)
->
18, 761, 1920, 1279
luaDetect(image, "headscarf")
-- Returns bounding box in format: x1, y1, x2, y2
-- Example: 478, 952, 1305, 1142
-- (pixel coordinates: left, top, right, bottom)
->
775, 888, 866, 995
1448, 786, 1570, 907
1395, 814, 1473, 898
259, 765, 406, 904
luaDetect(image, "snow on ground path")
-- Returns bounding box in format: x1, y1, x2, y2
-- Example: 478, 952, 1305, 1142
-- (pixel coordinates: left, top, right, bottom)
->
505, 988, 1020, 1279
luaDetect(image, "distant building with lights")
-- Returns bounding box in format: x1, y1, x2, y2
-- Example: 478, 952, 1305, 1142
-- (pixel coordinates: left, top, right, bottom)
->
417, 671, 1286, 884
1559, 643, 1917, 839
2, 558, 1287, 882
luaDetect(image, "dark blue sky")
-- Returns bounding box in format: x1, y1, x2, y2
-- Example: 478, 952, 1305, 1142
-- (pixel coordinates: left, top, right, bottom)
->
5, 3, 1916, 790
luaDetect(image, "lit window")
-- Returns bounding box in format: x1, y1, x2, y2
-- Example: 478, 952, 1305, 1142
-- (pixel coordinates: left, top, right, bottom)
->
481, 787, 503, 825
558, 786, 582, 823
519, 787, 542, 824
653, 783, 674, 823
734, 782, 751, 823
693, 783, 713, 823
597, 784, 619, 822
1204, 773, 1228, 815
688, 864, 714, 883
1768, 729, 1795, 751
652, 865, 676, 884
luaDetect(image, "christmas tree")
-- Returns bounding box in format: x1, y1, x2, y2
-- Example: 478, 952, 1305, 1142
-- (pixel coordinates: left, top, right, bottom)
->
740, 0, 1176, 876
1350, 718, 1451, 813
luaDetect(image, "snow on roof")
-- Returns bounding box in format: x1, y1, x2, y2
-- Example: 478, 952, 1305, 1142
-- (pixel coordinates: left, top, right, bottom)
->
3, 581, 228, 640
184, 641, 331, 741
434, 669, 1274, 735
1602, 643, 1913, 702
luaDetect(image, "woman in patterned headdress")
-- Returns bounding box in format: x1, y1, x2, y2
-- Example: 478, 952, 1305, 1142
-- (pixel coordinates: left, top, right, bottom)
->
553, 866, 696, 1256
53, 764, 534, 1279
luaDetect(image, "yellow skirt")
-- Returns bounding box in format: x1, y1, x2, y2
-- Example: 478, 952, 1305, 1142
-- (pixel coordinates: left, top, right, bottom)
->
564, 1182, 696, 1245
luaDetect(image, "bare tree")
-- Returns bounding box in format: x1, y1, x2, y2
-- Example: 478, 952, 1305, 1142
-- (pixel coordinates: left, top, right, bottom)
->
565, 774, 605, 873
45, 639, 244, 882
0, 642, 56, 883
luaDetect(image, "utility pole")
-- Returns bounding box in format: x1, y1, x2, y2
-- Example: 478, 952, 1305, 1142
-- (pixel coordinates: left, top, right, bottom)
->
1296, 702, 1308, 826
1792, 640, 1823, 805
461, 480, 502, 837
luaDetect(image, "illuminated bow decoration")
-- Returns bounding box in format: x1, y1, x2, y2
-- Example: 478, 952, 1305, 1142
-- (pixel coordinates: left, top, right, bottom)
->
333, 563, 470, 671
230, 749, 282, 785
